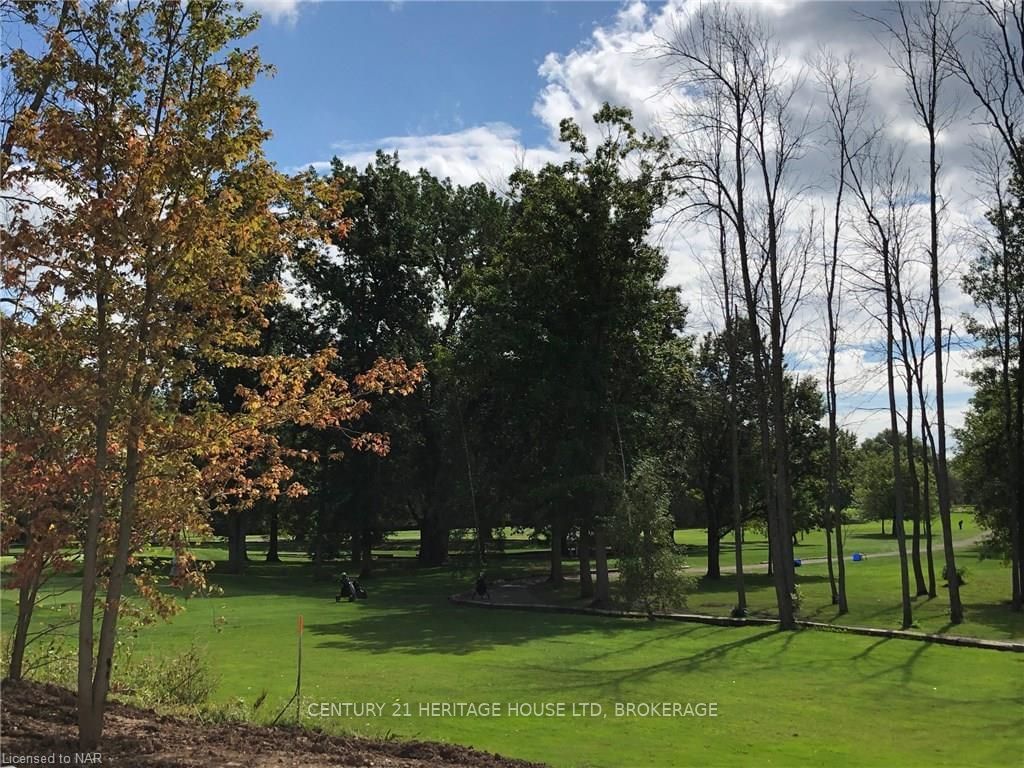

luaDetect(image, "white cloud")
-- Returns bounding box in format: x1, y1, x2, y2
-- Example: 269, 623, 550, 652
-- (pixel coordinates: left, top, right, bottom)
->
297, 0, 998, 438
246, 0, 306, 25
318, 124, 566, 189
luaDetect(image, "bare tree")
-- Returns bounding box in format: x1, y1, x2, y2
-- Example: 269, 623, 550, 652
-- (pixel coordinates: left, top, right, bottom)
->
658, 4, 811, 628
906, 290, 940, 597
814, 51, 870, 614
952, 0, 1024, 177
891, 208, 931, 597
874, 0, 965, 623
845, 140, 916, 629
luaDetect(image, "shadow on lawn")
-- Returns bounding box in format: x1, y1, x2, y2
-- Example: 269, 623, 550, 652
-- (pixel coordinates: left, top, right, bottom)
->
303, 602, 623, 656
512, 625, 781, 697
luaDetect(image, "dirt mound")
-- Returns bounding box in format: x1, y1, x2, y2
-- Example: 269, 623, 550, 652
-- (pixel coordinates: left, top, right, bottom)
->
0, 680, 547, 768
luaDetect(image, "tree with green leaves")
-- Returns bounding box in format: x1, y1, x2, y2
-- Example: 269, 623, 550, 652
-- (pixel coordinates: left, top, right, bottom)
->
611, 458, 692, 613
293, 154, 508, 570
1, 1, 421, 747
960, 163, 1024, 610
457, 103, 687, 604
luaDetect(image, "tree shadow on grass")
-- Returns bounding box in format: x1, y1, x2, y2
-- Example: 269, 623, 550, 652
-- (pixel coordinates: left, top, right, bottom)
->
960, 600, 1024, 638
510, 626, 781, 698
695, 572, 831, 591
303, 602, 646, 656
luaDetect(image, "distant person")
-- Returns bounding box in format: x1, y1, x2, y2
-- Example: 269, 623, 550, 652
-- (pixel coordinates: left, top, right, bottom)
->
958, 520, 964, 531
475, 572, 491, 601
336, 572, 356, 602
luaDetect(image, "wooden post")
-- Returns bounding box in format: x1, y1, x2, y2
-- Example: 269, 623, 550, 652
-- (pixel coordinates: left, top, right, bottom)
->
296, 614, 303, 723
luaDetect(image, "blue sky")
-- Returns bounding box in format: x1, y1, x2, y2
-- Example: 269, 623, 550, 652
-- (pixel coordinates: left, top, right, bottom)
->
248, 2, 623, 170
4, 0, 985, 439
239, 0, 988, 441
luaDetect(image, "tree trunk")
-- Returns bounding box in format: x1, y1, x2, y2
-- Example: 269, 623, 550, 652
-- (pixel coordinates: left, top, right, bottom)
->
417, 513, 450, 567
927, 123, 963, 624
706, 520, 721, 579
359, 527, 373, 579
904, 392, 927, 597
225, 512, 247, 573
896, 262, 927, 598
718, 172, 745, 614
883, 240, 913, 629
825, 516, 837, 605
911, 513, 927, 596
834, 515, 848, 613
548, 520, 564, 585
1013, 326, 1024, 610
78, 287, 111, 751
80, 414, 144, 749
8, 580, 39, 681
593, 528, 610, 606
265, 508, 280, 563
906, 442, 927, 596
918, 379, 938, 599
350, 527, 362, 569
578, 528, 594, 599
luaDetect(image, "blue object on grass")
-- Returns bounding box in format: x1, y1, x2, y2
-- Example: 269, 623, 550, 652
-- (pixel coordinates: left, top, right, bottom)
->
793, 559, 802, 567
852, 552, 863, 562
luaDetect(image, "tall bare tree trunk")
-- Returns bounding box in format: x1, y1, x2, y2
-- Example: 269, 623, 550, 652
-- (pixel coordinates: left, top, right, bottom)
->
824, 509, 838, 604
883, 238, 914, 629
895, 270, 928, 597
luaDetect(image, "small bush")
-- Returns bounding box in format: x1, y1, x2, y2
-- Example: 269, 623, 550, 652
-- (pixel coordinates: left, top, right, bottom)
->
198, 689, 268, 725
942, 564, 969, 586
127, 642, 219, 708
791, 585, 805, 613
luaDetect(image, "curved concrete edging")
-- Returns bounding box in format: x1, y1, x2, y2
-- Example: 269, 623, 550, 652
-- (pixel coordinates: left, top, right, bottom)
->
448, 594, 1024, 653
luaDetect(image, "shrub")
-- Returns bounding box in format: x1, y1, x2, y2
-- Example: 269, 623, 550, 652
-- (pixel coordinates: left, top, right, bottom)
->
610, 458, 694, 613
942, 564, 969, 586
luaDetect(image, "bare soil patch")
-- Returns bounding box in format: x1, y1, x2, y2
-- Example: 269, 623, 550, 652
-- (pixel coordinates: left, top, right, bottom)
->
0, 680, 546, 768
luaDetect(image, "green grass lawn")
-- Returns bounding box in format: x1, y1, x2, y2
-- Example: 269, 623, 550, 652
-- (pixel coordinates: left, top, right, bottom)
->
4, 548, 1023, 768
673, 511, 984, 570
3, 514, 1022, 767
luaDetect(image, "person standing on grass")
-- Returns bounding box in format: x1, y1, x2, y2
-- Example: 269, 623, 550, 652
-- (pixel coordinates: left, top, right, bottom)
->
475, 572, 491, 601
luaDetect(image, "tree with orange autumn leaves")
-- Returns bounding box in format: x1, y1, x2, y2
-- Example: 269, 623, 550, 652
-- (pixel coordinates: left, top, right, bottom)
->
1, 0, 422, 749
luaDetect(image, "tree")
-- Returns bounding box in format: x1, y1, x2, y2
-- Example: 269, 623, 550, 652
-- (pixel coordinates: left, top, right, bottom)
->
661, 2, 812, 628
960, 162, 1024, 609
875, 0, 964, 623
611, 458, 692, 614
0, 313, 90, 680
1, 0, 421, 747
457, 104, 685, 603
689, 328, 760, 584
951, 1, 1024, 179
844, 142, 915, 628
295, 156, 508, 570
815, 49, 868, 613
